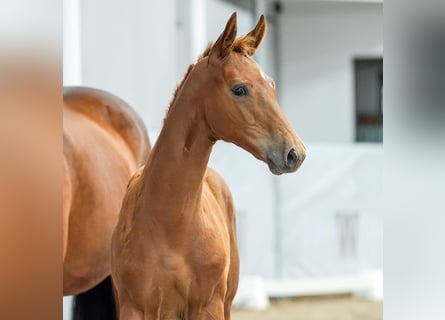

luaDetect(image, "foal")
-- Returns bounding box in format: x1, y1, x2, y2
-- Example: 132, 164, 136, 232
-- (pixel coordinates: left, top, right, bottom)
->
111, 13, 305, 320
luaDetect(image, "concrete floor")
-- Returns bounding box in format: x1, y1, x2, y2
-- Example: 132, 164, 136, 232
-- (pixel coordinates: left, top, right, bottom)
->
232, 295, 382, 320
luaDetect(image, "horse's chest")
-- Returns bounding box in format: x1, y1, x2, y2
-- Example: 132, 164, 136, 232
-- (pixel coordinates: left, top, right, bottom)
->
191, 203, 230, 270
189, 231, 230, 279
181, 205, 231, 296
134, 189, 233, 314
145, 240, 229, 317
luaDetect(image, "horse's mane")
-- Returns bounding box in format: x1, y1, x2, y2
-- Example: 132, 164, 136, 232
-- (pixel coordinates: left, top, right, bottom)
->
168, 43, 213, 108
165, 36, 255, 121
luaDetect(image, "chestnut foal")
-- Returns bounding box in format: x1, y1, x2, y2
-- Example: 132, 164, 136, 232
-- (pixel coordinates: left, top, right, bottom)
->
111, 13, 305, 320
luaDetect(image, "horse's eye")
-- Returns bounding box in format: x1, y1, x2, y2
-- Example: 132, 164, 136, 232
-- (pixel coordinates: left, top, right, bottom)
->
231, 84, 248, 97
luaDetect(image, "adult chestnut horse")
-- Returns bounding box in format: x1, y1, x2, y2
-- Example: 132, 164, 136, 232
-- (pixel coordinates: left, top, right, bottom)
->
63, 87, 150, 319
111, 13, 305, 320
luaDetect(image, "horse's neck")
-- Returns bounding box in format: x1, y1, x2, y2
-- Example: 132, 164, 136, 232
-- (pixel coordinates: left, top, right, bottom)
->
139, 99, 214, 227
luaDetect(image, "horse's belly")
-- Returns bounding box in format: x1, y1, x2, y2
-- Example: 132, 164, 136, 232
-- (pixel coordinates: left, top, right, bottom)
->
63, 116, 135, 295
63, 213, 118, 295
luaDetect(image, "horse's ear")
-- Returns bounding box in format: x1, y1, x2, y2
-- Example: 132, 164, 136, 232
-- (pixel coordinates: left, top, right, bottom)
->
211, 12, 237, 59
245, 14, 267, 55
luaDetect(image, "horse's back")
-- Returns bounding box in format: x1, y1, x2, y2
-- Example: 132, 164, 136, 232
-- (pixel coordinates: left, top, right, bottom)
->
64, 87, 150, 164
63, 87, 150, 295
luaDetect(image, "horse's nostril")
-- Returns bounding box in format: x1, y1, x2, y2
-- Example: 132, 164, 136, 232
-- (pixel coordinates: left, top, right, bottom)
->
286, 149, 297, 168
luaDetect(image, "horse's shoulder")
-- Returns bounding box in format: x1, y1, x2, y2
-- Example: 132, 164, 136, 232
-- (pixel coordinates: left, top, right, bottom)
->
205, 168, 234, 214
205, 167, 228, 191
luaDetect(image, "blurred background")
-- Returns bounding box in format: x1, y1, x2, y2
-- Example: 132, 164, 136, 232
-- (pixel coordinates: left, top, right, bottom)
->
63, 0, 383, 318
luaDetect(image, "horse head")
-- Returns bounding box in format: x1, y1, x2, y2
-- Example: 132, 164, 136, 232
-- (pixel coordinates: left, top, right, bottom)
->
189, 13, 306, 174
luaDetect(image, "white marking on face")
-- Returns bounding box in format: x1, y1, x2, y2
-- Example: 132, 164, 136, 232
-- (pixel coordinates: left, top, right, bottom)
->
259, 68, 266, 80
259, 68, 274, 88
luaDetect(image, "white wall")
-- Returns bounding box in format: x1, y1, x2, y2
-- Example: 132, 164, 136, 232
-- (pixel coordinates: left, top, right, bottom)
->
63, 0, 81, 84
280, 1, 383, 143
66, 0, 178, 131
205, 0, 253, 44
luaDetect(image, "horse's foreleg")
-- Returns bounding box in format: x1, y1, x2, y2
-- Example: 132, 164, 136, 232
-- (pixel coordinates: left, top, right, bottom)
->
118, 303, 143, 320
191, 299, 224, 320
224, 201, 240, 320
223, 259, 239, 320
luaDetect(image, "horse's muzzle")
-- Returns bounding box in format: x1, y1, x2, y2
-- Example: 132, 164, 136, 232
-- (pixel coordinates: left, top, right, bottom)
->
266, 146, 305, 175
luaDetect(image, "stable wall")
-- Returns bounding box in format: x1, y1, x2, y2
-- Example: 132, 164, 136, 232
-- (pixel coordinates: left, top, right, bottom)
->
280, 1, 383, 143
64, 0, 179, 130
